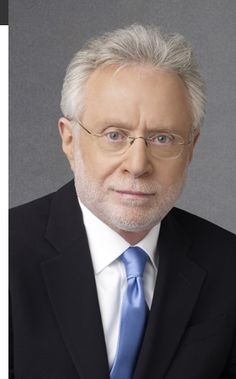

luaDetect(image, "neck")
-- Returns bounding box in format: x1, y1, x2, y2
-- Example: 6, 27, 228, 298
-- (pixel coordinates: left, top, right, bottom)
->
116, 229, 150, 245
78, 198, 151, 245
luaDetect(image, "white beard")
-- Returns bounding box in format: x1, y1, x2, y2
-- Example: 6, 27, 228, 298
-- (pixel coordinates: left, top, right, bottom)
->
73, 148, 187, 233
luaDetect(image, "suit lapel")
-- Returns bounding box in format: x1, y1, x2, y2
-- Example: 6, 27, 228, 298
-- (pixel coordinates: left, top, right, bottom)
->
41, 181, 109, 379
40, 181, 207, 378
134, 210, 207, 378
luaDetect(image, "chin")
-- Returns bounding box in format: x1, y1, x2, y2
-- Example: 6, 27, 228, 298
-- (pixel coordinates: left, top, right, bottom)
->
103, 209, 163, 233
113, 221, 158, 233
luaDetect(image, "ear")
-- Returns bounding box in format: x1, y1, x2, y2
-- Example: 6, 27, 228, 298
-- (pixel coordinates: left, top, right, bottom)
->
188, 131, 200, 163
58, 117, 75, 171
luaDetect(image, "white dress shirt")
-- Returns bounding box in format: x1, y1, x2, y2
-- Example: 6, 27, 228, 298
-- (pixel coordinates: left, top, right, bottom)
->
79, 200, 160, 368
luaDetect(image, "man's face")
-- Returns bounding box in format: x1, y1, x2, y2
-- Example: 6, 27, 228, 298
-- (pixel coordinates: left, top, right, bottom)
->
59, 65, 198, 239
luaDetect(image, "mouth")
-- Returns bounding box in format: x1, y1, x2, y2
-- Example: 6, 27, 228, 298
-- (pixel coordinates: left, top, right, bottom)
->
114, 190, 155, 200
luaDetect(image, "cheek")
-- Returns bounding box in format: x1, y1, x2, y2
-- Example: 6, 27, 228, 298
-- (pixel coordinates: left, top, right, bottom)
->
76, 138, 98, 173
156, 156, 190, 186
76, 139, 121, 180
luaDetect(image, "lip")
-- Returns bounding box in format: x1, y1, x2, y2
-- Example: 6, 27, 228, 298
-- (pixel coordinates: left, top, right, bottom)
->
114, 190, 155, 199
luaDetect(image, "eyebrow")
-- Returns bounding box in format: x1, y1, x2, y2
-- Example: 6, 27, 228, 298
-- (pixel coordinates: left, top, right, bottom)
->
96, 120, 135, 130
96, 121, 185, 135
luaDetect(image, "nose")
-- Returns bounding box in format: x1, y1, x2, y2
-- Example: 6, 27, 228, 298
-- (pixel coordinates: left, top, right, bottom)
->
121, 137, 153, 178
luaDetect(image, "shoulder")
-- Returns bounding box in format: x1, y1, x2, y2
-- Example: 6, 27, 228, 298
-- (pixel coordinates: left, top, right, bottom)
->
10, 181, 74, 225
9, 181, 76, 272
9, 180, 75, 243
10, 191, 54, 233
9, 192, 55, 264
170, 207, 236, 269
171, 207, 236, 243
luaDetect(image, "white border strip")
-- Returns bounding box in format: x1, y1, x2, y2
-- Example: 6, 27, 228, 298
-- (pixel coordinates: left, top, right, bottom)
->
0, 25, 9, 378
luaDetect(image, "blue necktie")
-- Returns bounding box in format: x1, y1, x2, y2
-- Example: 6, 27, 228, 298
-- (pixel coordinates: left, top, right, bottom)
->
110, 247, 149, 379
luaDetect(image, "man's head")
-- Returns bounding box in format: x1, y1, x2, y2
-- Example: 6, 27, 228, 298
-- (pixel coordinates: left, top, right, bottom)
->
58, 24, 206, 242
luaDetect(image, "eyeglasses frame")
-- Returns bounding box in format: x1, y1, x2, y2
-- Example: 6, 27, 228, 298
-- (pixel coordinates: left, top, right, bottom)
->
69, 118, 197, 159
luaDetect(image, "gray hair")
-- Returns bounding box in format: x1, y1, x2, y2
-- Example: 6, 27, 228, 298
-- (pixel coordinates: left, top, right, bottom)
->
61, 24, 206, 130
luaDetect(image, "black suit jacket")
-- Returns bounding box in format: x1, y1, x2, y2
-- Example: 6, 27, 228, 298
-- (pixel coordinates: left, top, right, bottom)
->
10, 180, 236, 378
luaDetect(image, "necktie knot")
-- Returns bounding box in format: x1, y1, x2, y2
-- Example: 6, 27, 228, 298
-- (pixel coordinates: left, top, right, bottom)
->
121, 246, 148, 279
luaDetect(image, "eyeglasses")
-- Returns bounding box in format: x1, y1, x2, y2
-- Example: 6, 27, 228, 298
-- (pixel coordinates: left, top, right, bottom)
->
71, 120, 195, 159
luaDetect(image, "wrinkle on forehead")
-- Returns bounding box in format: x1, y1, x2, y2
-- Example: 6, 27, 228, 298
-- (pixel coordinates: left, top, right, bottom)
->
82, 64, 193, 132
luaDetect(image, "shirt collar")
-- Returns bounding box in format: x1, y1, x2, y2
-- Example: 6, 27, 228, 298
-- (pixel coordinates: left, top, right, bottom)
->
79, 199, 160, 274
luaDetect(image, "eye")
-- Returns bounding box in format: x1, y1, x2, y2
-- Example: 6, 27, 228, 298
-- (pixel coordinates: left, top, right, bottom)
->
150, 133, 174, 145
104, 130, 127, 142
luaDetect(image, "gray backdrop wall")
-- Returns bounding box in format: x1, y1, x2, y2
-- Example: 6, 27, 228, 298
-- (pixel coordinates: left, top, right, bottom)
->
10, 0, 236, 234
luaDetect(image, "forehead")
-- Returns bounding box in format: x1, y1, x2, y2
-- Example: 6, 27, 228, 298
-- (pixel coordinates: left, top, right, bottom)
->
82, 64, 193, 129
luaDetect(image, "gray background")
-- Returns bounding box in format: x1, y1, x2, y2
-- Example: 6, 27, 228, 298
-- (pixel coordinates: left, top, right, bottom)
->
10, 0, 236, 234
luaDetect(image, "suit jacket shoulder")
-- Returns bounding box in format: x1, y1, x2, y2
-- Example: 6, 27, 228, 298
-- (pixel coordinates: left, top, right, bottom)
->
170, 207, 236, 265
9, 181, 236, 379
172, 206, 236, 240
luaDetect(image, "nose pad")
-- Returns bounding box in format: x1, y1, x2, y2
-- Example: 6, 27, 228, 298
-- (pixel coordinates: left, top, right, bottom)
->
129, 136, 148, 147
124, 137, 152, 177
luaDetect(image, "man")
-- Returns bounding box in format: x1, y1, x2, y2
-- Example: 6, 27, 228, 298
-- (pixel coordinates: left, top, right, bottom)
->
10, 24, 236, 378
